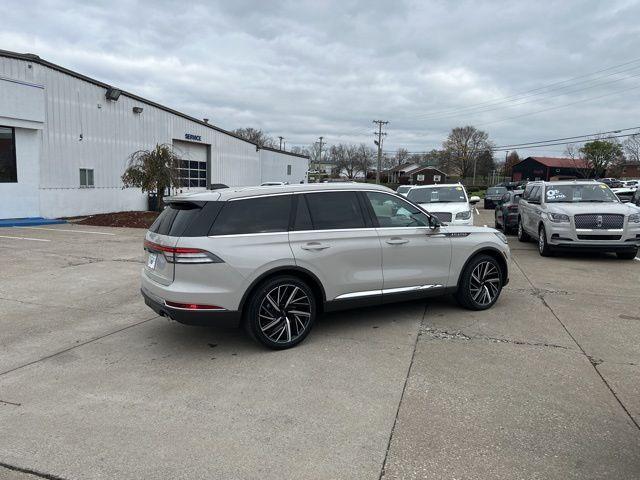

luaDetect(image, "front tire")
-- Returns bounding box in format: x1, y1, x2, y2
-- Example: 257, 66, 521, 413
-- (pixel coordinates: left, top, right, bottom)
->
455, 254, 503, 310
244, 276, 316, 350
538, 225, 554, 257
616, 249, 638, 260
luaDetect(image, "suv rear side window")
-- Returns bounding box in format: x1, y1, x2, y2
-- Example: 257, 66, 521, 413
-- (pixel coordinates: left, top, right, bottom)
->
210, 195, 292, 235
304, 191, 366, 230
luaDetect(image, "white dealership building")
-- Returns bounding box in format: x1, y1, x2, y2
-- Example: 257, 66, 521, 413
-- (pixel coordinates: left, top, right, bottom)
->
0, 50, 308, 219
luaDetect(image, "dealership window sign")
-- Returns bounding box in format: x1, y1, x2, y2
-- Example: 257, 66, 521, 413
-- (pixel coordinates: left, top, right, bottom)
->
433, 174, 441, 182
185, 133, 202, 141
417, 174, 425, 181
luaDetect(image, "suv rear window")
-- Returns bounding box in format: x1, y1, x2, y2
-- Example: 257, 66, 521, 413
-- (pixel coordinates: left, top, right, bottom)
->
210, 195, 292, 235
149, 201, 218, 237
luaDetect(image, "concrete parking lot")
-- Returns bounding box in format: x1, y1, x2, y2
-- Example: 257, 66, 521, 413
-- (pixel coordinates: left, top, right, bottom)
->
1, 209, 639, 480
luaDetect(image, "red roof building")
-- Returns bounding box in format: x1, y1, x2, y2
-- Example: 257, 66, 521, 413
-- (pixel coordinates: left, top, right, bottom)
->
511, 156, 593, 182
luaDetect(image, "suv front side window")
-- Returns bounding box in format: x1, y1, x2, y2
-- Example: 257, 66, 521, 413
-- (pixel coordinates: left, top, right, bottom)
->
365, 192, 429, 228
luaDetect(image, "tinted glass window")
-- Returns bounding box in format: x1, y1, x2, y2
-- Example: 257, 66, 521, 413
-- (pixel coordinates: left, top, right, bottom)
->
0, 127, 17, 183
523, 185, 534, 200
148, 202, 211, 237
366, 192, 428, 227
487, 187, 507, 195
305, 192, 365, 230
210, 195, 292, 235
293, 195, 313, 231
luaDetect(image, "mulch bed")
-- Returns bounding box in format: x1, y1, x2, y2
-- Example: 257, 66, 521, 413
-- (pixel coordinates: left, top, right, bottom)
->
67, 211, 159, 229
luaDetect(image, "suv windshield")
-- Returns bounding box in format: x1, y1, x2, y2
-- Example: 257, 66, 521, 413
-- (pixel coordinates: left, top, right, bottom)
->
545, 184, 619, 203
407, 186, 467, 203
487, 187, 507, 196
397, 186, 411, 194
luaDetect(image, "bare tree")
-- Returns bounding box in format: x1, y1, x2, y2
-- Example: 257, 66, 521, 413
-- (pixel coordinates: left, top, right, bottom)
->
232, 127, 275, 148
503, 151, 520, 176
563, 143, 588, 178
394, 148, 410, 166
357, 143, 375, 179
329, 143, 370, 179
441, 126, 493, 179
623, 133, 640, 164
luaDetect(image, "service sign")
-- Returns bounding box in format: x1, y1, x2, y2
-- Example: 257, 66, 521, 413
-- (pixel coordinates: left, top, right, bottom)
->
185, 133, 202, 141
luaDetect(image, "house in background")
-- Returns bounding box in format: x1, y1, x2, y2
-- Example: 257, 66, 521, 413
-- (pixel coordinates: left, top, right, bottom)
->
613, 163, 640, 179
409, 166, 447, 185
386, 163, 422, 183
511, 157, 593, 182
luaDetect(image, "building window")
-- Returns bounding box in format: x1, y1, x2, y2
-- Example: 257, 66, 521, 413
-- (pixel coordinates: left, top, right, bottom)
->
80, 168, 94, 188
287, 164, 292, 175
0, 126, 17, 183
178, 160, 207, 187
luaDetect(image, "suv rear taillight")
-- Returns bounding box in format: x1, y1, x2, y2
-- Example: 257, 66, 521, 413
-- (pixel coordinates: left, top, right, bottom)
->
144, 240, 223, 264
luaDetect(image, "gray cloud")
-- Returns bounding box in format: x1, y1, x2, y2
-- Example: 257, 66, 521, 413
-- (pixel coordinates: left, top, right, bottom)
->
3, 0, 640, 156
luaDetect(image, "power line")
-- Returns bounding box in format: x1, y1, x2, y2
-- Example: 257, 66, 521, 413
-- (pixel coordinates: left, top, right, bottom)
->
411, 67, 640, 122
475, 82, 640, 128
492, 132, 638, 152
407, 56, 640, 120
493, 126, 640, 149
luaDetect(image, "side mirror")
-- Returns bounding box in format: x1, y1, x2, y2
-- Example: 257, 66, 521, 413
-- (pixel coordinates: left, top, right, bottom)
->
428, 215, 441, 229
469, 196, 480, 204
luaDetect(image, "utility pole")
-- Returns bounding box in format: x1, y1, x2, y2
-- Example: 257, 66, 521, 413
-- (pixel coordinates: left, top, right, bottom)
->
373, 120, 388, 184
278, 136, 284, 150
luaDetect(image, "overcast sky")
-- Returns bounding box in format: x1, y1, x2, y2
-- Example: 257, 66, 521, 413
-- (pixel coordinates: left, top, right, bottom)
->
3, 0, 640, 157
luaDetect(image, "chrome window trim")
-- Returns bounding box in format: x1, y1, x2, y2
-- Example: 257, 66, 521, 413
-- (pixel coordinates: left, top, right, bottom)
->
208, 231, 290, 239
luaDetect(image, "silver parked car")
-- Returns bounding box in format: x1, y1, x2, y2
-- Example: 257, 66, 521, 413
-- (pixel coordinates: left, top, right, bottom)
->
517, 180, 640, 259
141, 183, 510, 349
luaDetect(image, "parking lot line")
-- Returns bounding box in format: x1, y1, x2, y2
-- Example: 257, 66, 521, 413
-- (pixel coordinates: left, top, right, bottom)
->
17, 226, 117, 236
0, 235, 50, 242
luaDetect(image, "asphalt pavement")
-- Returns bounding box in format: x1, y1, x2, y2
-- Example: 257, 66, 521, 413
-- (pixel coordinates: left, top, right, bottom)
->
0, 210, 638, 479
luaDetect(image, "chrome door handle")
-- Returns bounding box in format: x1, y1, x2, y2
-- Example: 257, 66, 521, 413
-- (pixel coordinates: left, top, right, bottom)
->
301, 242, 330, 251
386, 237, 409, 245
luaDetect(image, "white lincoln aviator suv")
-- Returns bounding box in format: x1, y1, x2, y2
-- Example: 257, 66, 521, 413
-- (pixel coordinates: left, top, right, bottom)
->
141, 183, 510, 349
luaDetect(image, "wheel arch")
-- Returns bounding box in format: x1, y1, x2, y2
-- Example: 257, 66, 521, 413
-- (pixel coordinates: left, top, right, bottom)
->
238, 266, 327, 314
456, 247, 508, 289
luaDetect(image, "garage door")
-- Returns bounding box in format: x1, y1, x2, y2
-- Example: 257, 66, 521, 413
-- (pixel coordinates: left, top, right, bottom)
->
173, 140, 208, 189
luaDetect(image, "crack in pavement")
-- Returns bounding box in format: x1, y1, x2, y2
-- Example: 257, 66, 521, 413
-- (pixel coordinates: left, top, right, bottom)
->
378, 304, 426, 480
0, 296, 144, 316
0, 399, 21, 406
421, 326, 572, 350
0, 461, 70, 480
511, 256, 640, 432
0, 316, 159, 378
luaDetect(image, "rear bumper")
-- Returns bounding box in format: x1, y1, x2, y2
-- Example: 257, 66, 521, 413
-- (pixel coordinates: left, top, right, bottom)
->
141, 288, 240, 326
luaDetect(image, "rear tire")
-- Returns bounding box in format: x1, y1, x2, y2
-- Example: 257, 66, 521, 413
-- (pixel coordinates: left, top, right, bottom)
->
538, 225, 554, 257
455, 254, 503, 311
616, 249, 638, 260
244, 276, 316, 350
517, 218, 529, 242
